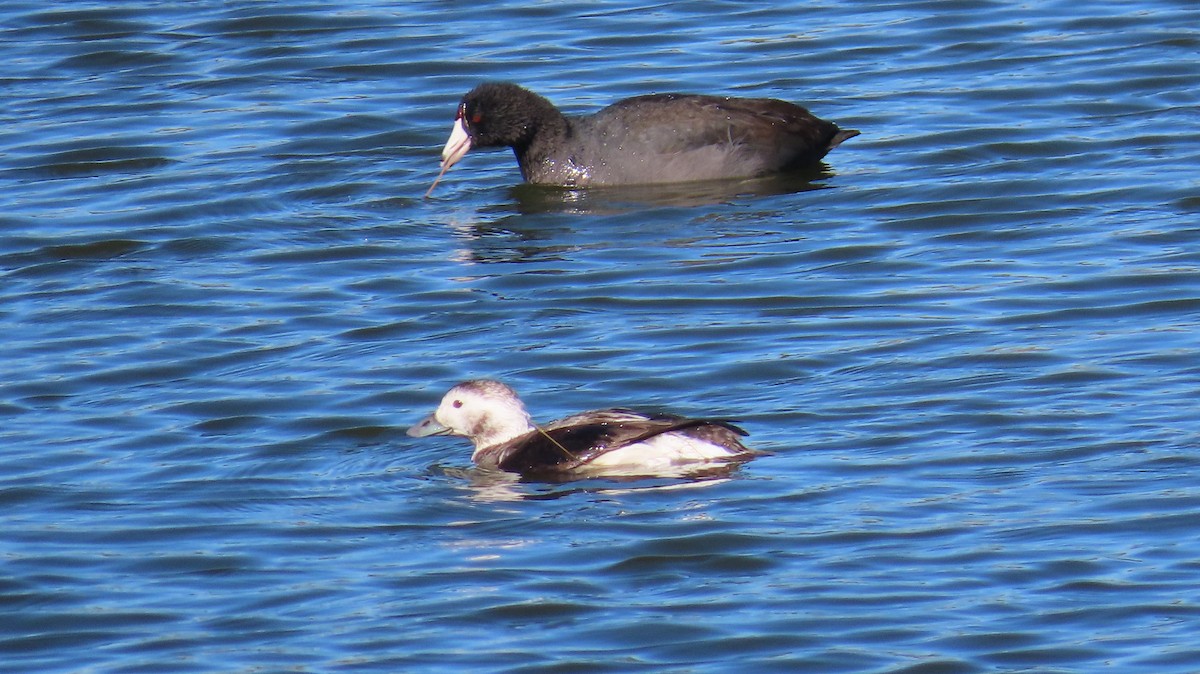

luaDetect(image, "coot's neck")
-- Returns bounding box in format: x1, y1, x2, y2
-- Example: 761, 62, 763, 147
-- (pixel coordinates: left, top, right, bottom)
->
511, 96, 571, 182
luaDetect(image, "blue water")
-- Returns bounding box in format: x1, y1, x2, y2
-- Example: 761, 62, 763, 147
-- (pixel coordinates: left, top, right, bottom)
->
3, 1, 1199, 672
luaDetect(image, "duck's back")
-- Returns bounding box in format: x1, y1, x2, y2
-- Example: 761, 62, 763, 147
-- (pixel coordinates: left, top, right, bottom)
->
487, 409, 752, 475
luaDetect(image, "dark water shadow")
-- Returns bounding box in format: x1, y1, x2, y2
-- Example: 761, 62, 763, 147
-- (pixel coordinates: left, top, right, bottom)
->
508, 164, 837, 215
429, 165, 843, 264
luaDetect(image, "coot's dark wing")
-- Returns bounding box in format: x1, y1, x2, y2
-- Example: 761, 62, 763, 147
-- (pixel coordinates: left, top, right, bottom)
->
591, 94, 855, 172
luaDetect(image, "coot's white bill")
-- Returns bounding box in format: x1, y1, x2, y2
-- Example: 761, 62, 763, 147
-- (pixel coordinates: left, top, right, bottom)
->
425, 115, 472, 197
440, 115, 472, 168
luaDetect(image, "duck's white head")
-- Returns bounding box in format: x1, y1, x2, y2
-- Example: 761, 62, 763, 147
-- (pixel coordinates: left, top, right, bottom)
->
407, 379, 536, 456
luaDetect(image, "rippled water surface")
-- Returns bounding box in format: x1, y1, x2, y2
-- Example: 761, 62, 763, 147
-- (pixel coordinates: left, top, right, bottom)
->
3, 1, 1200, 672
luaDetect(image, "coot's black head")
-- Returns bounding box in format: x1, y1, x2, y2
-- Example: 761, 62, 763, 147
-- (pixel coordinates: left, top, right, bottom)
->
427, 83, 565, 195
456, 82, 555, 149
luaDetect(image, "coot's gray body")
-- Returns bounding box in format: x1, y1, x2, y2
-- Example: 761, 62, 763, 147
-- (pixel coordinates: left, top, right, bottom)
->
435, 82, 858, 187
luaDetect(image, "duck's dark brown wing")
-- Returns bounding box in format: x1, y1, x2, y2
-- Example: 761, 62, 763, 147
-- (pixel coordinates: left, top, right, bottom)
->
491, 422, 616, 473
492, 409, 755, 474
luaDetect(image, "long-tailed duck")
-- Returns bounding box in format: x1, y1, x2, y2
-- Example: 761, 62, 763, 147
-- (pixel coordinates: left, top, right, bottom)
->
407, 379, 763, 477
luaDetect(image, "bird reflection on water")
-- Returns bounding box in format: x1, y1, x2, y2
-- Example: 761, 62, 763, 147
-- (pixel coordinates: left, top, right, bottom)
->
438, 464, 742, 503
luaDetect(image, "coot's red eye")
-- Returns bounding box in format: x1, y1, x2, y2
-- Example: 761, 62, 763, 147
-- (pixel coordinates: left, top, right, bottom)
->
452, 399, 463, 408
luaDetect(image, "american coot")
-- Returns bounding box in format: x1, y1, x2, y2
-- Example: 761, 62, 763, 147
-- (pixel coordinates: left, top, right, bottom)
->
427, 82, 858, 194
407, 379, 764, 477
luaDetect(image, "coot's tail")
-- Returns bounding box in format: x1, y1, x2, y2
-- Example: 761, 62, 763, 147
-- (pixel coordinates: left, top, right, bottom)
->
829, 128, 861, 150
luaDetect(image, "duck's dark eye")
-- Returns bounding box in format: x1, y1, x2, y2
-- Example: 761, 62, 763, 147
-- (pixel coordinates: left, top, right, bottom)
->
452, 399, 463, 408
